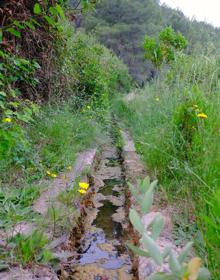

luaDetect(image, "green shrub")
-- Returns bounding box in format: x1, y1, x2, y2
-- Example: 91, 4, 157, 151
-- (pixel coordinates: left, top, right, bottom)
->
55, 26, 131, 110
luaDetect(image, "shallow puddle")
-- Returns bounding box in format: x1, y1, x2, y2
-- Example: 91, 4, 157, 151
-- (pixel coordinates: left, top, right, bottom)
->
94, 200, 123, 239
101, 178, 124, 196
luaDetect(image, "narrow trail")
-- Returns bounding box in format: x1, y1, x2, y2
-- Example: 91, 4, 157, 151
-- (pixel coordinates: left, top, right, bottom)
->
63, 135, 134, 279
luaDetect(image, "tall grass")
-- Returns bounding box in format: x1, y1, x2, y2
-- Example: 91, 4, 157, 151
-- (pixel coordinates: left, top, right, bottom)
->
113, 54, 220, 278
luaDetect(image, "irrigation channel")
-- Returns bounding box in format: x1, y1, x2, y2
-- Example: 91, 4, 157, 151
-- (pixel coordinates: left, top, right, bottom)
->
62, 135, 136, 280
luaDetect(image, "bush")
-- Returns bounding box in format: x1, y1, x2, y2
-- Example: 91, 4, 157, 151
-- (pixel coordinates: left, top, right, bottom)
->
55, 26, 131, 110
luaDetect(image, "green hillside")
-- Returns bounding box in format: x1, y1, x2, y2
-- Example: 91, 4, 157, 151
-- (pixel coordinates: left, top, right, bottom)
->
83, 0, 220, 83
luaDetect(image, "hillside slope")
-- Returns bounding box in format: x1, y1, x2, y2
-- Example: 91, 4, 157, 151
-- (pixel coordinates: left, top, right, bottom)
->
83, 0, 220, 83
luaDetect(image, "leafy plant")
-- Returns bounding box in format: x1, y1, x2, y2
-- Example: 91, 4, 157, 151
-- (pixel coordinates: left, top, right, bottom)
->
8, 231, 53, 265
0, 186, 40, 230
128, 177, 210, 279
144, 27, 187, 69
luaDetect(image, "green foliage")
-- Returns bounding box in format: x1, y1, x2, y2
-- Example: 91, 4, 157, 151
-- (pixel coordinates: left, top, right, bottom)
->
144, 27, 187, 69
55, 27, 131, 113
29, 104, 103, 175
128, 177, 210, 279
0, 6, 131, 182
83, 0, 220, 83
9, 231, 53, 265
0, 185, 40, 229
113, 53, 220, 278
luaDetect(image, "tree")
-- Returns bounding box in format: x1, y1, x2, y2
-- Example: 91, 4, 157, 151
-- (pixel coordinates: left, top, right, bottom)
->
144, 26, 187, 69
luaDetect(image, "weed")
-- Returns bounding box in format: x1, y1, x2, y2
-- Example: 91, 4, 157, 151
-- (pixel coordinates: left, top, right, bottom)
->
8, 231, 53, 265
0, 185, 40, 230
128, 177, 210, 279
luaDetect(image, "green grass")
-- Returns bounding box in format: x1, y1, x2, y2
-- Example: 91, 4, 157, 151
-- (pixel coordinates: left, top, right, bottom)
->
8, 231, 53, 265
28, 104, 104, 178
0, 185, 41, 230
0, 103, 105, 184
113, 55, 220, 278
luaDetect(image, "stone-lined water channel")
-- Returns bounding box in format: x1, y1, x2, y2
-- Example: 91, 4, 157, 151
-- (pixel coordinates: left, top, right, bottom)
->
63, 137, 134, 280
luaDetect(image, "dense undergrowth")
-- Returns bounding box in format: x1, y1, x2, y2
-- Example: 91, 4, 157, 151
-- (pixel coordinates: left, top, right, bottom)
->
0, 18, 131, 185
0, 0, 131, 268
113, 53, 220, 278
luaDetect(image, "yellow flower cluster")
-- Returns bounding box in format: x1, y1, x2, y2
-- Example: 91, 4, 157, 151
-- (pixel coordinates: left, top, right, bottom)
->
2, 117, 12, 123
193, 105, 208, 119
197, 113, 208, 119
78, 182, 89, 195
46, 171, 58, 178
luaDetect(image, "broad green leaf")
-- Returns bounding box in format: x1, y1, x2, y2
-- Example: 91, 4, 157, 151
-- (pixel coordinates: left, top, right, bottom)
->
178, 242, 193, 264
55, 4, 66, 20
49, 6, 58, 16
7, 28, 21, 38
150, 179, 158, 189
151, 214, 165, 240
141, 185, 154, 214
129, 209, 145, 235
198, 268, 211, 279
82, 0, 89, 9
168, 251, 181, 274
127, 243, 150, 257
33, 3, 42, 15
142, 233, 163, 265
140, 176, 150, 194
0, 91, 6, 97
141, 180, 158, 214
128, 182, 141, 204
162, 246, 171, 259
0, 101, 5, 109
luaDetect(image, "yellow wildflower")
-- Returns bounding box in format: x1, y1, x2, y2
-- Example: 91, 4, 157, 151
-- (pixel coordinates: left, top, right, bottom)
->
79, 182, 89, 190
3, 117, 12, 123
78, 189, 87, 195
197, 113, 208, 119
46, 171, 51, 176
67, 166, 72, 171
155, 97, 160, 102
51, 173, 58, 178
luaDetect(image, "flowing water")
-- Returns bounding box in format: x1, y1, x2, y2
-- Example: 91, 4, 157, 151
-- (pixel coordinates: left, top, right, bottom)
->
63, 138, 134, 280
